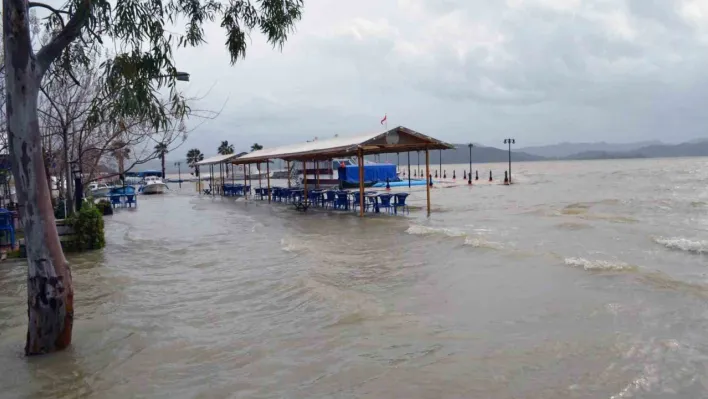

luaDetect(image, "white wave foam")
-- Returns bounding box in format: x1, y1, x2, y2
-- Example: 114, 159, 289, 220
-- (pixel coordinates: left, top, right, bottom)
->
564, 257, 637, 272
280, 238, 300, 253
464, 237, 504, 250
654, 237, 708, 254
405, 225, 466, 238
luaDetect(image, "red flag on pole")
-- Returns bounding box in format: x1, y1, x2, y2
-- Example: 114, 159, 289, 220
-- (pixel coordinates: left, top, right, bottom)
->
380, 114, 387, 125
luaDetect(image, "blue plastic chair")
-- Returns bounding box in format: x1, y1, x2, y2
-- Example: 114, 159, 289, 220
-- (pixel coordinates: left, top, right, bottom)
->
0, 209, 15, 248
111, 195, 122, 208
125, 194, 136, 208
308, 191, 322, 207
352, 193, 368, 212
324, 191, 336, 208
335, 192, 349, 210
393, 193, 409, 215
378, 194, 393, 214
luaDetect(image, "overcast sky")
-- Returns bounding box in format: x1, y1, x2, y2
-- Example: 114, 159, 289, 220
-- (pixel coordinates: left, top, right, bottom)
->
171, 0, 708, 157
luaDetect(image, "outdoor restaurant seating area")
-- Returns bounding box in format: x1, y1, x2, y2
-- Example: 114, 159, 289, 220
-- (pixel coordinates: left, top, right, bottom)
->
221, 184, 410, 214
198, 126, 454, 217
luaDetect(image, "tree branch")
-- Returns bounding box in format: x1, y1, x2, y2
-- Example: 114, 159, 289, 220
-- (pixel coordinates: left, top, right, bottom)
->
28, 1, 68, 29
35, 0, 92, 75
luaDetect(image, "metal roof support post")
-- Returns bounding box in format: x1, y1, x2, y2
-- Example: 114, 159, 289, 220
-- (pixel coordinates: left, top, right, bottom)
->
426, 149, 431, 216
244, 164, 248, 198
358, 148, 365, 217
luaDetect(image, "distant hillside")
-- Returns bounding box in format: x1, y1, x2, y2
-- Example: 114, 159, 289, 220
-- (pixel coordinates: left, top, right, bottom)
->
520, 141, 662, 158
387, 145, 545, 165
565, 140, 708, 160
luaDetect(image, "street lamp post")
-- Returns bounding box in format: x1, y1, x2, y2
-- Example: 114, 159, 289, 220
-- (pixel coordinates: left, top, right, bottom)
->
468, 143, 473, 185
503, 138, 515, 184
174, 161, 182, 188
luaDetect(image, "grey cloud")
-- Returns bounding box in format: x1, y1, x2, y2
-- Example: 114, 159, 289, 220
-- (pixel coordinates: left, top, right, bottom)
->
176, 0, 708, 149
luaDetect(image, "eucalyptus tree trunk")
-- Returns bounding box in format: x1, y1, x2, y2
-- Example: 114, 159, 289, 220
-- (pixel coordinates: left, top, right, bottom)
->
4, 0, 73, 355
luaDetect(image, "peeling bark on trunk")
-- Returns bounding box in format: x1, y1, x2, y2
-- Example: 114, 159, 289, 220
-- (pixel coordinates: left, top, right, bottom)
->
4, 0, 73, 355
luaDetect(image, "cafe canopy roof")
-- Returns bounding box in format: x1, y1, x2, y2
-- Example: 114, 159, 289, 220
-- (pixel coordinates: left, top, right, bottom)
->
195, 153, 241, 166
230, 126, 454, 164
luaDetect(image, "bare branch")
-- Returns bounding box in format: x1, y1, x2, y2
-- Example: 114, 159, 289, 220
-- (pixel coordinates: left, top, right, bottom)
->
28, 1, 68, 29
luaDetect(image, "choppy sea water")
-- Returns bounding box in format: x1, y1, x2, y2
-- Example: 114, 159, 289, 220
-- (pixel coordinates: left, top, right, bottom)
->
2, 158, 708, 398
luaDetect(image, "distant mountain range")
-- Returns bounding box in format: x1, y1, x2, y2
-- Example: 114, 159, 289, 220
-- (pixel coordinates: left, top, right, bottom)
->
564, 140, 708, 160
518, 141, 664, 158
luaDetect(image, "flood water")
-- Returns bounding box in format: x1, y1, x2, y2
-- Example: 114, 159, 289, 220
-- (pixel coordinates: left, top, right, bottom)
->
2, 158, 708, 398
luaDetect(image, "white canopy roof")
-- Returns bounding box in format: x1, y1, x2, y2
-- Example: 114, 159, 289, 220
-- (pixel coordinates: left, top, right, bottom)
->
232, 126, 453, 164
195, 153, 240, 166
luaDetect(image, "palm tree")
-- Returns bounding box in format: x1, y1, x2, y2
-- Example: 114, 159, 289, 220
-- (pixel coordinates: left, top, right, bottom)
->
154, 142, 168, 178
250, 143, 263, 152
216, 141, 235, 176
217, 140, 235, 155
186, 148, 204, 177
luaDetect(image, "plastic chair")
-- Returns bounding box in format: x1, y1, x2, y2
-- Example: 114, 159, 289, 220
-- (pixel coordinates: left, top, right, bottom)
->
335, 192, 349, 210
308, 191, 321, 207
393, 193, 409, 215
0, 209, 15, 248
378, 194, 393, 214
352, 193, 368, 212
125, 194, 136, 208
111, 195, 122, 208
324, 191, 336, 208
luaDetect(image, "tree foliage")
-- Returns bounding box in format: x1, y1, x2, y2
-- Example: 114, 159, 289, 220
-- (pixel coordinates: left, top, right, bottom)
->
186, 147, 204, 175
218, 140, 234, 155
25, 0, 304, 132
250, 143, 263, 152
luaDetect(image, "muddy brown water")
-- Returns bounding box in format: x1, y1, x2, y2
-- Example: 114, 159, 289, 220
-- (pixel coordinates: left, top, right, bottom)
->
2, 158, 708, 398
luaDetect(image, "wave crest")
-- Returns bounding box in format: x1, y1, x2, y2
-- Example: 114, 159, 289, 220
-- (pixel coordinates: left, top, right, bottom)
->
405, 225, 467, 238
464, 237, 504, 250
564, 257, 637, 272
654, 237, 708, 254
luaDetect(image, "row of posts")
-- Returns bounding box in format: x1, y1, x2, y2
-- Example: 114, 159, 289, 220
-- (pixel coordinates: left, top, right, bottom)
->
403, 169, 512, 184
